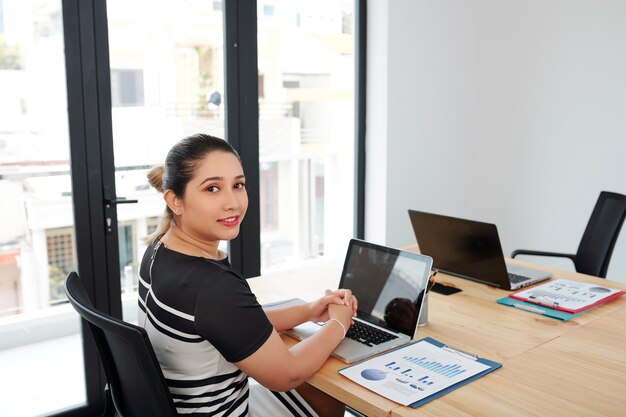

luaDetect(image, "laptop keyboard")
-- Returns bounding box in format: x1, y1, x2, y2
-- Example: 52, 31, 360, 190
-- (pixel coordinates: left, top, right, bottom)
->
345, 321, 398, 346
508, 273, 530, 284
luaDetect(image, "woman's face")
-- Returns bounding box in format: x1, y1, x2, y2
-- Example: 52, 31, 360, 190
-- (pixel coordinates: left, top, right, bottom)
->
177, 150, 248, 243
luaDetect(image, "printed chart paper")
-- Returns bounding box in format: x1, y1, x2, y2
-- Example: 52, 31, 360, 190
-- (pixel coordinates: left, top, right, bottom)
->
339, 339, 490, 406
510, 279, 624, 313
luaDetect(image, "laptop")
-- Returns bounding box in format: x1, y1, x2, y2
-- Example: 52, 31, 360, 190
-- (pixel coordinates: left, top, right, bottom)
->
284, 239, 433, 363
408, 210, 552, 290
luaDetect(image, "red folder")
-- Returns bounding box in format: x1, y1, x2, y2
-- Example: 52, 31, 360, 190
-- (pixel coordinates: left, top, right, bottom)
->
509, 280, 625, 314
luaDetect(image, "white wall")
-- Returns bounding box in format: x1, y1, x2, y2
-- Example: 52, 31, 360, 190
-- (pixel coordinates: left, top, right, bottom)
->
366, 0, 626, 282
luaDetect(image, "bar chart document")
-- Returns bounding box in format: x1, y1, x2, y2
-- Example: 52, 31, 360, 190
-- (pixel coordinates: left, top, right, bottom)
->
509, 279, 625, 314
339, 337, 501, 407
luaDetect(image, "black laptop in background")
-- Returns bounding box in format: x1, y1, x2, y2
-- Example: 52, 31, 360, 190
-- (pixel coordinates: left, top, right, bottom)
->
408, 210, 552, 290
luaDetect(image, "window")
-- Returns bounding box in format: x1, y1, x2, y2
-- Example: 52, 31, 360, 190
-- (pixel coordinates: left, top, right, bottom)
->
146, 216, 159, 236
110, 69, 144, 107
0, 251, 19, 317
260, 162, 279, 231
0, 0, 4, 33
106, 0, 225, 320
263, 4, 275, 16
0, 2, 86, 415
282, 80, 300, 89
342, 11, 353, 34
46, 228, 75, 275
117, 222, 135, 294
258, 0, 356, 271
46, 228, 76, 303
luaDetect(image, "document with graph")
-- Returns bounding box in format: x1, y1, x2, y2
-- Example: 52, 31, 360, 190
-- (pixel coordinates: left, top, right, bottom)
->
509, 279, 625, 314
339, 337, 501, 407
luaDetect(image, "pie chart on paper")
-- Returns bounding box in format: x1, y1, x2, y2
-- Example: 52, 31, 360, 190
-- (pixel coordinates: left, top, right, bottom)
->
361, 368, 387, 381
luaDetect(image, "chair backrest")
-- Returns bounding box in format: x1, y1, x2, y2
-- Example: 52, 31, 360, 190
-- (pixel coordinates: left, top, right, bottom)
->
575, 191, 626, 278
64, 272, 177, 417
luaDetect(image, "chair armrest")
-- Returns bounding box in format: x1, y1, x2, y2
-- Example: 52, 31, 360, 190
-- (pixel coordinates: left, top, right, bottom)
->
510, 249, 576, 262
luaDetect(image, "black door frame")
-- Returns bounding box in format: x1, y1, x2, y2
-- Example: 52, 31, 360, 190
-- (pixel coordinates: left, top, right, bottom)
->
224, 0, 261, 278
62, 0, 121, 415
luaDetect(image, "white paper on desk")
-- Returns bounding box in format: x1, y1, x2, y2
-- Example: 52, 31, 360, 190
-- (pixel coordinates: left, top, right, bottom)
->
339, 340, 490, 406
512, 279, 622, 311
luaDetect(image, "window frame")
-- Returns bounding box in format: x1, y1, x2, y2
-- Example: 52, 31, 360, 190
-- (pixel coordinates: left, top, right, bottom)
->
224, 0, 262, 278
62, 0, 122, 414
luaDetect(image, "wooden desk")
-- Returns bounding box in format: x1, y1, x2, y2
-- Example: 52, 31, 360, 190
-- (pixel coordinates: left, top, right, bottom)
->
392, 306, 626, 417
405, 258, 626, 364
248, 256, 626, 417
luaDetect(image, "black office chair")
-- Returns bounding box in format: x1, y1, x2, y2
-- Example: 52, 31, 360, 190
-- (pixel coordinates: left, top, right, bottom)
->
511, 191, 626, 278
64, 272, 177, 417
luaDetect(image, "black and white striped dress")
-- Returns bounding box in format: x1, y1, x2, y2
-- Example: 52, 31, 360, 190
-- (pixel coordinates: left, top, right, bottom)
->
138, 241, 316, 417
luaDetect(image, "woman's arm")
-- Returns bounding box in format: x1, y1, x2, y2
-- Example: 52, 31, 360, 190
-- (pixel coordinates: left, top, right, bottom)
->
235, 302, 354, 392
195, 273, 357, 392
265, 289, 356, 332
265, 303, 313, 332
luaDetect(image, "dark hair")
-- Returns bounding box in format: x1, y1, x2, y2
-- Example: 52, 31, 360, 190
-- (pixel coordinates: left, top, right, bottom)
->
145, 134, 240, 243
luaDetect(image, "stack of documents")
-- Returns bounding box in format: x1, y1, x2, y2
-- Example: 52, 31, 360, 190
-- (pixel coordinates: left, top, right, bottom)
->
498, 279, 624, 321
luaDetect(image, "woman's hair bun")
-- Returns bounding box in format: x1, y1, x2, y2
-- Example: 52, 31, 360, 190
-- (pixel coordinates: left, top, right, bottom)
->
147, 164, 165, 192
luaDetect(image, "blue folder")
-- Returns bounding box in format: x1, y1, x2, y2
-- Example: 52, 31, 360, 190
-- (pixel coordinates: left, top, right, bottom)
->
339, 337, 502, 409
496, 297, 591, 321
407, 338, 502, 408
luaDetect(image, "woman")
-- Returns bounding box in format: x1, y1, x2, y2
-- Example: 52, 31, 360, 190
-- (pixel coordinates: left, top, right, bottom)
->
138, 133, 356, 416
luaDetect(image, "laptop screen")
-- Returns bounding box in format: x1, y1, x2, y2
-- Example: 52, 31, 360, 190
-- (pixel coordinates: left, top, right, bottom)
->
339, 240, 432, 336
408, 209, 511, 287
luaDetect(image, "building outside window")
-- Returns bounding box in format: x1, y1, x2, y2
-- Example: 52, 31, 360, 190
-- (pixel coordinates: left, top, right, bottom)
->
258, 0, 355, 271
110, 69, 145, 107
0, 0, 5, 34
0, 2, 86, 415
46, 227, 75, 304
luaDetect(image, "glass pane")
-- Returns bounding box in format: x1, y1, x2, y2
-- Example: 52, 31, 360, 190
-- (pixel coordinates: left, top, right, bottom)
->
0, 1, 86, 415
258, 0, 356, 271
106, 0, 225, 322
